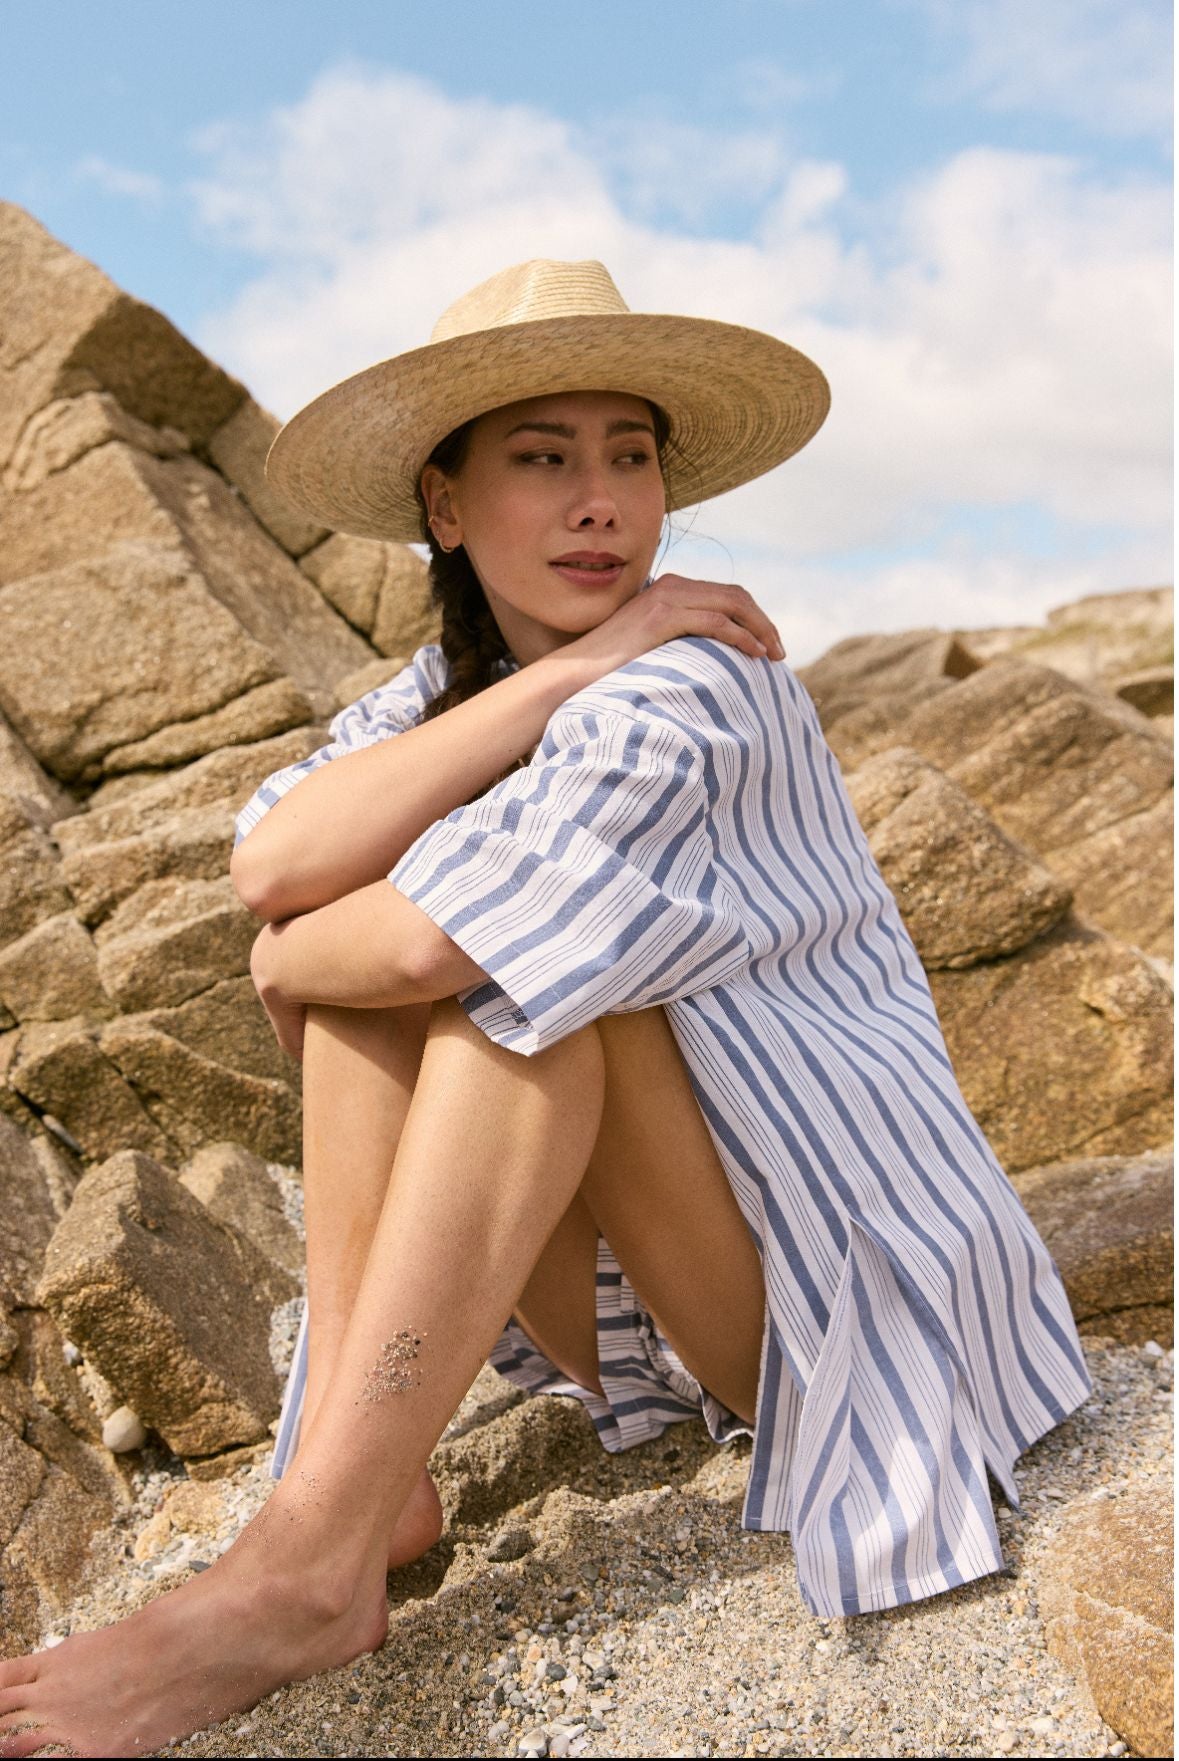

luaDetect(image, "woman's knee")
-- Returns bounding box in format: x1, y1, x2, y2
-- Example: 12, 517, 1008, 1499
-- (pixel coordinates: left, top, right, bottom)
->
424, 995, 607, 1093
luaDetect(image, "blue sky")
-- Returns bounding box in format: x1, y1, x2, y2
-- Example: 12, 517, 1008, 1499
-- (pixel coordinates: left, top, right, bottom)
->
4, 0, 1172, 663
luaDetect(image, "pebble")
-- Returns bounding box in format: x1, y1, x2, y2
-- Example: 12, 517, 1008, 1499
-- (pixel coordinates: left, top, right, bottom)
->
102, 1405, 147, 1453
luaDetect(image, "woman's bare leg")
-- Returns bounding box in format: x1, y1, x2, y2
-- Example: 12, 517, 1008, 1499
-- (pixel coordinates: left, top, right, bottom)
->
296, 1001, 442, 1566
0, 997, 607, 1760
505, 1005, 764, 1425
573, 1006, 765, 1423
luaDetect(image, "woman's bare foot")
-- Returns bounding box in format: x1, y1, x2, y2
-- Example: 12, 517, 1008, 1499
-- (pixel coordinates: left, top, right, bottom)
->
0, 1504, 389, 1760
387, 1466, 444, 1570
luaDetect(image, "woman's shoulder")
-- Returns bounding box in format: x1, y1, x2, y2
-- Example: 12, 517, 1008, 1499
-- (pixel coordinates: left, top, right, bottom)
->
554, 636, 810, 748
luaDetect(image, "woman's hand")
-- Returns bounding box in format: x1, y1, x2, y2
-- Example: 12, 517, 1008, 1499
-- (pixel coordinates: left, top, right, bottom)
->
250, 924, 307, 1063
561, 573, 786, 678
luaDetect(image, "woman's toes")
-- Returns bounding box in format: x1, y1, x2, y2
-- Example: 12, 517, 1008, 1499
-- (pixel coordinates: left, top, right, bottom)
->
0, 1665, 36, 1692
0, 1721, 53, 1760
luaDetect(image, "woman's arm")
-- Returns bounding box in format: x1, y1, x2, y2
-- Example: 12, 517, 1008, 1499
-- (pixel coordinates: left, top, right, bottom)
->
249, 879, 491, 1060
230, 644, 599, 923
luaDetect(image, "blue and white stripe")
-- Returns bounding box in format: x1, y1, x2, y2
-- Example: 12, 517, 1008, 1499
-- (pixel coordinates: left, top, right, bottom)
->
234, 635, 1091, 1618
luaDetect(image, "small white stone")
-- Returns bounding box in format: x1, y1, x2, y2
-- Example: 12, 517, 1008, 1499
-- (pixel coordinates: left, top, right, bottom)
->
61, 1340, 82, 1367
42, 1633, 67, 1649
1142, 1340, 1165, 1359
102, 1406, 147, 1452
1030, 1714, 1056, 1733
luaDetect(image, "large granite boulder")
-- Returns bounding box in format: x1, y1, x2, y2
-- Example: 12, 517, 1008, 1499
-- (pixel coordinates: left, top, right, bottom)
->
0, 443, 373, 716
844, 745, 1072, 966
1011, 1148, 1173, 1344
855, 659, 1172, 959
206, 395, 327, 558
794, 627, 980, 730
953, 585, 1173, 692
299, 530, 435, 656
179, 1141, 303, 1278
0, 200, 245, 474
36, 1149, 297, 1458
929, 918, 1173, 1172
1038, 1478, 1173, 1758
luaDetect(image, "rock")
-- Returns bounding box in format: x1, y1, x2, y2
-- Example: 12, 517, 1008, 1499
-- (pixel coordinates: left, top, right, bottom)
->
53, 729, 325, 927
9, 1018, 175, 1162
0, 1417, 45, 1546
299, 531, 435, 656
3, 389, 188, 493
0, 540, 283, 782
107, 975, 295, 1089
1038, 1480, 1173, 1758
36, 1148, 297, 1457
0, 200, 245, 474
94, 877, 258, 1012
206, 396, 327, 557
487, 1526, 538, 1563
0, 1113, 76, 1308
0, 706, 76, 827
844, 746, 1072, 966
954, 585, 1173, 691
1010, 1150, 1172, 1344
103, 677, 312, 777
0, 792, 75, 950
179, 1141, 303, 1276
1044, 791, 1173, 959
55, 801, 238, 929
886, 659, 1172, 950
332, 656, 411, 713
794, 628, 980, 730
15, 1308, 103, 1446
0, 441, 373, 711
1, 1464, 111, 1636
99, 1020, 302, 1164
1114, 664, 1173, 719
928, 918, 1173, 1172
0, 913, 114, 1022
101, 1406, 147, 1453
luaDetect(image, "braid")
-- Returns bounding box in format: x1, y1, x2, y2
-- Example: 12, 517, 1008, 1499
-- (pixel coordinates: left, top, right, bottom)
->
412, 401, 676, 801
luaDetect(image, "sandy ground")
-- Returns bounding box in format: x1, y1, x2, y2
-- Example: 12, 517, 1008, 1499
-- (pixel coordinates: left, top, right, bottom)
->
36, 1335, 1169, 1759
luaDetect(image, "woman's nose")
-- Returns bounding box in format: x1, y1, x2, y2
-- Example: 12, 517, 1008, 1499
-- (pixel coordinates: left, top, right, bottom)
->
567, 465, 619, 527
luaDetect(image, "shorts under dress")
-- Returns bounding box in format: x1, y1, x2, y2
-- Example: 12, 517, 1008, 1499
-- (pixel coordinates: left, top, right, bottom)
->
233, 635, 1092, 1619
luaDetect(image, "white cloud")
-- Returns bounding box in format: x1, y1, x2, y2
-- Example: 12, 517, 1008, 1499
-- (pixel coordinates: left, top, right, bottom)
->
910, 0, 1173, 146
187, 63, 1171, 665
74, 154, 163, 204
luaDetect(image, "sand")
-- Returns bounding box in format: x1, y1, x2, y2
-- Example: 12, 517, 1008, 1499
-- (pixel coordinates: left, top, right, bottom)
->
37, 1335, 1169, 1759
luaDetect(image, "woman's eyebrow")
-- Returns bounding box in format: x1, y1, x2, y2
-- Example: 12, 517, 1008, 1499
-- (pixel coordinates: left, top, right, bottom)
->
502, 419, 656, 440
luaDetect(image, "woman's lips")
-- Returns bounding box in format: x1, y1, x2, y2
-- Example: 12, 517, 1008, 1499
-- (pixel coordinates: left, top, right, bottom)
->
549, 560, 625, 587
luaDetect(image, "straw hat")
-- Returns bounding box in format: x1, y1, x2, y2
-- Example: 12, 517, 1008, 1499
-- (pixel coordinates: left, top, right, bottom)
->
265, 258, 831, 544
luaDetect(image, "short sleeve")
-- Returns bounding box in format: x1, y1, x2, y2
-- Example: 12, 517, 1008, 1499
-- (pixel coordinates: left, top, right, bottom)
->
387, 703, 751, 1056
233, 644, 448, 849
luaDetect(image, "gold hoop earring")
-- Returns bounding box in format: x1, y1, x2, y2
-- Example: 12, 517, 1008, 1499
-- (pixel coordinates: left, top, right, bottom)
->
429, 516, 458, 555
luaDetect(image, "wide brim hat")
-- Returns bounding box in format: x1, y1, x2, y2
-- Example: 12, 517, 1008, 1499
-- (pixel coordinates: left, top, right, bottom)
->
265, 258, 831, 544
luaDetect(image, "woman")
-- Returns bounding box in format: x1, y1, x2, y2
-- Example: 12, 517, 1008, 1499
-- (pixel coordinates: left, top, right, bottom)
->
0, 259, 1090, 1758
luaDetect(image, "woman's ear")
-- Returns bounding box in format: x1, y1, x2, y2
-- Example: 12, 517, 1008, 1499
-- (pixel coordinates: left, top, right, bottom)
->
420, 464, 461, 549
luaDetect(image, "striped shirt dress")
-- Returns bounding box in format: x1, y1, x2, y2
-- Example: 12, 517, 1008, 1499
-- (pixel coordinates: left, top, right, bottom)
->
233, 634, 1092, 1618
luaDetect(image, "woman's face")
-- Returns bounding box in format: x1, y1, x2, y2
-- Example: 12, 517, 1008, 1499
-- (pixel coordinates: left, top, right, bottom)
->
420, 388, 668, 667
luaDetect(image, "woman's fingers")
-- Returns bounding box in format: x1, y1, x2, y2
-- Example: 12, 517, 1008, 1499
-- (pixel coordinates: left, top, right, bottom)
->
649, 574, 786, 659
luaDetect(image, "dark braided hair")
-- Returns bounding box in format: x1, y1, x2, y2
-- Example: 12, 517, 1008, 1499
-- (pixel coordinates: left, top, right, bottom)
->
411, 400, 676, 795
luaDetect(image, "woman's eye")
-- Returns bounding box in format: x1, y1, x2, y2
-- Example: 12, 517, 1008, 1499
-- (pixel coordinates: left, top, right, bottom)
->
518, 450, 563, 465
